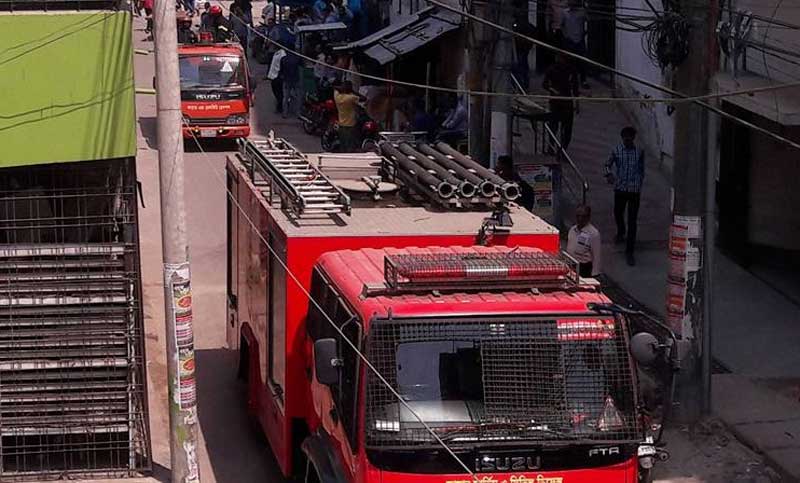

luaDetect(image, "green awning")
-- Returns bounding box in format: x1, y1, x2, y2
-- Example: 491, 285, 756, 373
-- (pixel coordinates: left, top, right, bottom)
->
0, 11, 136, 168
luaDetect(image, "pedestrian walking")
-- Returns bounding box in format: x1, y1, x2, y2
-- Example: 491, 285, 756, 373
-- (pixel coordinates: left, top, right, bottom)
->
559, 0, 589, 88
267, 49, 286, 114
142, 0, 154, 38
566, 205, 602, 277
230, 5, 249, 51
542, 52, 579, 151
605, 126, 645, 266
280, 51, 302, 118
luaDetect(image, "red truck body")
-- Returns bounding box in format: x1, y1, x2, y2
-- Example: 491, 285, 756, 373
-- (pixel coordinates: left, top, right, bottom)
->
226, 147, 646, 483
178, 43, 251, 139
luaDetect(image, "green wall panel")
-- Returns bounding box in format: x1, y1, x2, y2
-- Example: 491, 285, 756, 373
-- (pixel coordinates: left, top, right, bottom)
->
0, 11, 136, 167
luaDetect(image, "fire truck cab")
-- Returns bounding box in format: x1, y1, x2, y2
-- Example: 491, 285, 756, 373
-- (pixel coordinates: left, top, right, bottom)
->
178, 41, 252, 139
226, 136, 664, 483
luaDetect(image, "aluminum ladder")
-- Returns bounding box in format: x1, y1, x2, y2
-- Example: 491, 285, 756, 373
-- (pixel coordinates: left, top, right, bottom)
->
238, 136, 352, 216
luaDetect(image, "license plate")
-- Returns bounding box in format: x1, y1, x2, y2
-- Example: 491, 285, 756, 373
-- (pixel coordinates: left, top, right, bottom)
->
200, 129, 216, 138
638, 445, 656, 457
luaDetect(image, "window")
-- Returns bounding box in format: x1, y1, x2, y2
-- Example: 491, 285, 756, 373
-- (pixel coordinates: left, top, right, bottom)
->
178, 55, 245, 89
307, 268, 361, 449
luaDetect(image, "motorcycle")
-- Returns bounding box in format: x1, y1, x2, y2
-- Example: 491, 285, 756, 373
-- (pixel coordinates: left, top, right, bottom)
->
299, 81, 337, 135
321, 107, 380, 153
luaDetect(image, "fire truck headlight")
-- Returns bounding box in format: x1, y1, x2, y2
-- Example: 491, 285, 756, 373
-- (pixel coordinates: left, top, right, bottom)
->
227, 114, 248, 125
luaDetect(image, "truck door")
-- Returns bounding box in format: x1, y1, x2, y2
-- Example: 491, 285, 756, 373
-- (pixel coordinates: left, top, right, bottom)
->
226, 166, 239, 349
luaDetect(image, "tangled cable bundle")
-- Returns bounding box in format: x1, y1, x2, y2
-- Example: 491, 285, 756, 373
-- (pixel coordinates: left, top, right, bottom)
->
643, 11, 691, 69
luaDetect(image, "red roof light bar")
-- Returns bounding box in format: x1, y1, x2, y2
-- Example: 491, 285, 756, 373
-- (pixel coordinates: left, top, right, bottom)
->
382, 251, 579, 292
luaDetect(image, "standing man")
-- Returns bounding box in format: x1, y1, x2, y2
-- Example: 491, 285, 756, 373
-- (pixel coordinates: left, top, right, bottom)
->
280, 51, 302, 118
605, 126, 645, 266
333, 81, 364, 152
542, 52, 579, 151
267, 48, 286, 114
566, 205, 602, 277
559, 0, 589, 89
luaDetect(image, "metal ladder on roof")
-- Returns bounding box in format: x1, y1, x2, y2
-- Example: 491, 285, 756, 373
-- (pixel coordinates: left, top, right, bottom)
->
238, 135, 351, 216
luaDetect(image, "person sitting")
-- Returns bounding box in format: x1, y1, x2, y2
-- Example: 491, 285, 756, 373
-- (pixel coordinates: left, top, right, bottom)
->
207, 5, 232, 42
177, 14, 197, 43
438, 95, 467, 145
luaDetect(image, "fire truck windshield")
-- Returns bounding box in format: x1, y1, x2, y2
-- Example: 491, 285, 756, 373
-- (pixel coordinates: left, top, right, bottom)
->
364, 317, 640, 448
179, 55, 245, 89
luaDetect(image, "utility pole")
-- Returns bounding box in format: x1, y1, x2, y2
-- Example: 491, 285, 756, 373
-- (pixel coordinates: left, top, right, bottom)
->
488, 0, 515, 168
669, 0, 719, 423
153, 0, 201, 480
467, 2, 489, 163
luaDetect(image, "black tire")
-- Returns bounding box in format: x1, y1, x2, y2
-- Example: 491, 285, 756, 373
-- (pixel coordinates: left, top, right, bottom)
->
361, 138, 378, 154
638, 468, 653, 483
302, 114, 317, 135
321, 128, 339, 152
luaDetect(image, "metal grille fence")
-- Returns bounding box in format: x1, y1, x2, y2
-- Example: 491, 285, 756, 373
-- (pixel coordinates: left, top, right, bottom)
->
365, 318, 639, 447
0, 160, 150, 480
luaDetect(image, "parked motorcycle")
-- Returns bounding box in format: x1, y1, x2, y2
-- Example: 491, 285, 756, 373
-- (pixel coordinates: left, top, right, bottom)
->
321, 107, 380, 153
299, 82, 337, 135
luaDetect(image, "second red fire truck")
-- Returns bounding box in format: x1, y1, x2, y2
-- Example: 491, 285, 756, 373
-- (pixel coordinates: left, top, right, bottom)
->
226, 135, 671, 483
178, 40, 252, 139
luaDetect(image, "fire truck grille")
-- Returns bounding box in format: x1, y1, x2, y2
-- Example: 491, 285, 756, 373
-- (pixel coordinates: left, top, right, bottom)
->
0, 160, 150, 480
365, 318, 640, 447
185, 117, 228, 127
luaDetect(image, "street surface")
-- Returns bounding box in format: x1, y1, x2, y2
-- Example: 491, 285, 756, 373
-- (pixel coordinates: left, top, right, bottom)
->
107, 11, 779, 483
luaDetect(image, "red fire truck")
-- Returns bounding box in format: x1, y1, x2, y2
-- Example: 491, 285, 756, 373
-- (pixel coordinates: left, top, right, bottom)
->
178, 41, 252, 139
226, 136, 670, 483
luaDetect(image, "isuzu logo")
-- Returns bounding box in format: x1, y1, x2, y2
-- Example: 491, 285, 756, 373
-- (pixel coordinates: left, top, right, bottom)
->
475, 455, 541, 472
588, 446, 620, 457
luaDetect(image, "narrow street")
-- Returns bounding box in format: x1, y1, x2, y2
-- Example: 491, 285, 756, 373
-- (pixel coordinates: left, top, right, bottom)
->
128, 9, 781, 483
130, 8, 311, 481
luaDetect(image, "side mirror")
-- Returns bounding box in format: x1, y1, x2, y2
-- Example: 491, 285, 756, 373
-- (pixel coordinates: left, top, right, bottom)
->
630, 332, 660, 366
314, 338, 340, 386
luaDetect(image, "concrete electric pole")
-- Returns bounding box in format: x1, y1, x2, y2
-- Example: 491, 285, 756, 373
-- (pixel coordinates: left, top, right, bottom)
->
152, 0, 201, 480
669, 0, 719, 423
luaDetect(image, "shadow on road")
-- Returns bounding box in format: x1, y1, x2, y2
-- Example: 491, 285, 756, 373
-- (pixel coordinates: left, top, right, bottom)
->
196, 348, 286, 483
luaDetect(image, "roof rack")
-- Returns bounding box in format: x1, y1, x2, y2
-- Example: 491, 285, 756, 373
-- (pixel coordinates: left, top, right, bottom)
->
361, 251, 581, 296
378, 133, 520, 210
238, 136, 352, 217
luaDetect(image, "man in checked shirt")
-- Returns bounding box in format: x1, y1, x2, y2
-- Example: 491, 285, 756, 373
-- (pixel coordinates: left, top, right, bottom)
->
605, 126, 645, 266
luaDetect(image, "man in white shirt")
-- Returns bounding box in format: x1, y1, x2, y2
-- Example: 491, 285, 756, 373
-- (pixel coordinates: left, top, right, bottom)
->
566, 205, 602, 278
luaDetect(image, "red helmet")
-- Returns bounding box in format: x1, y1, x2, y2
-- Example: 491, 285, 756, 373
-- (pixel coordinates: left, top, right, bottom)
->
210, 5, 222, 15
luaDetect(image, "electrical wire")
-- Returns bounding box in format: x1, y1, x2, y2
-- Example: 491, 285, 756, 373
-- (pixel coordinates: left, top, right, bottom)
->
219, 4, 800, 106
423, 0, 800, 151
181, 123, 481, 482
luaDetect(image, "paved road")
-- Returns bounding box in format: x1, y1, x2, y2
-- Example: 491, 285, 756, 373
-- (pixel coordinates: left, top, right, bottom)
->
130, 10, 318, 482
